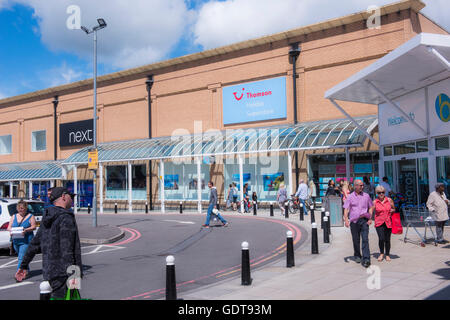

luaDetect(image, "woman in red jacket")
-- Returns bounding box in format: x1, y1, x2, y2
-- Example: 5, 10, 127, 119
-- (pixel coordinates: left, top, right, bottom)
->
372, 185, 395, 262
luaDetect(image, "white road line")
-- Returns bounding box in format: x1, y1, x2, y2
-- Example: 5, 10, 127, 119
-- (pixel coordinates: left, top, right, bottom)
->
0, 245, 126, 269
162, 220, 195, 225
0, 282, 33, 291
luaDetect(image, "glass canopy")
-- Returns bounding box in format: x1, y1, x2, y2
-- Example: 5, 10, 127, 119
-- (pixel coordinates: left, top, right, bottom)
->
63, 116, 377, 165
0, 161, 63, 181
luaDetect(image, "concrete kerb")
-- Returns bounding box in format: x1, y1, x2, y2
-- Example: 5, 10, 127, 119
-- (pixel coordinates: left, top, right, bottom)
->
80, 230, 125, 245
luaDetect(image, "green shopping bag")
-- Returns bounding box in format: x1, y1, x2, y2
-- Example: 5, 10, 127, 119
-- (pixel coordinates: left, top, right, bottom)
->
50, 288, 91, 300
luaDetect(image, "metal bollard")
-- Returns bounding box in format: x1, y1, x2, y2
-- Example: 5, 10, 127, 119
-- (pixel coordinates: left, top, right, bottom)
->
253, 201, 257, 216
310, 204, 315, 223
284, 202, 289, 219
241, 241, 252, 285
323, 217, 330, 243
179, 201, 183, 214
39, 281, 52, 300
87, 204, 91, 214
311, 223, 319, 254
114, 202, 118, 214
165, 256, 177, 300
299, 203, 304, 221
270, 202, 274, 217
321, 207, 325, 229
286, 231, 295, 268
325, 212, 331, 236
145, 202, 148, 214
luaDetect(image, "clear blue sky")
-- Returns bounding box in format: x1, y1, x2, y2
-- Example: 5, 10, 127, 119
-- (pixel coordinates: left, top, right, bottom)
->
0, 0, 447, 100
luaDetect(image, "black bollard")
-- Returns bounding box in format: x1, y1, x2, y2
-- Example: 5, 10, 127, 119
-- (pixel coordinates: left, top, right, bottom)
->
270, 202, 274, 217
311, 223, 319, 254
323, 217, 330, 243
241, 242, 252, 285
286, 231, 295, 268
285, 202, 289, 219
87, 204, 91, 214
253, 201, 257, 216
321, 208, 325, 229
310, 205, 315, 223
179, 201, 183, 214
39, 281, 51, 300
114, 202, 118, 214
299, 203, 304, 221
325, 212, 331, 236
165, 256, 177, 300
145, 202, 148, 214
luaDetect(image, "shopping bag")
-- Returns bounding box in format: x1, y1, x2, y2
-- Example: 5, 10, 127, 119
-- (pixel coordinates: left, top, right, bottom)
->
65, 288, 81, 300
391, 212, 403, 234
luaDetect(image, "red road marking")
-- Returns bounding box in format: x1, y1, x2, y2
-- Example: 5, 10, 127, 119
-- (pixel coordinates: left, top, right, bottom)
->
122, 216, 303, 300
107, 227, 141, 246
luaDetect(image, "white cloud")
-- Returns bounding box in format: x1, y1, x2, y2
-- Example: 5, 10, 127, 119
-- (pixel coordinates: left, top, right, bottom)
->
38, 61, 86, 88
14, 0, 193, 69
192, 0, 447, 50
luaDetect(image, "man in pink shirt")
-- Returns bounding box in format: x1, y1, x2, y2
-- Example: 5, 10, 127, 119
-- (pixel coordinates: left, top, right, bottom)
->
343, 179, 373, 268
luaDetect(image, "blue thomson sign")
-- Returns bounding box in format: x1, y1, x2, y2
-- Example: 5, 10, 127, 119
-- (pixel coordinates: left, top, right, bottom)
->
222, 77, 287, 125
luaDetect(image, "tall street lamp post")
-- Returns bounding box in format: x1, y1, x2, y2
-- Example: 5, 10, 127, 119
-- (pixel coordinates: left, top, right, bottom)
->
81, 18, 107, 227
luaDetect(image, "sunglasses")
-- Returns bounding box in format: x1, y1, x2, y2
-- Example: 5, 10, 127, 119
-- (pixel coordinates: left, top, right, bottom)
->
377, 191, 385, 194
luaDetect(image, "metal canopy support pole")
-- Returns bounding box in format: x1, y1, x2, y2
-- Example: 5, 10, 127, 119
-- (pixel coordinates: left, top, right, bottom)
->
239, 155, 244, 214
329, 98, 379, 146
427, 46, 450, 70
365, 80, 427, 136
9, 182, 13, 198
197, 158, 202, 213
74, 166, 78, 214
345, 147, 351, 182
160, 160, 165, 213
99, 163, 103, 214
28, 181, 32, 200
128, 162, 132, 213
288, 151, 293, 196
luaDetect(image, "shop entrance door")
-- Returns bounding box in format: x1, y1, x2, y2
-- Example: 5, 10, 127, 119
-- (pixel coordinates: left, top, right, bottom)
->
397, 159, 417, 206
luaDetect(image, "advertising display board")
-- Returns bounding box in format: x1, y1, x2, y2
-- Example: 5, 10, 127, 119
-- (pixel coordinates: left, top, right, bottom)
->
60, 119, 94, 147
428, 78, 450, 138
223, 77, 287, 125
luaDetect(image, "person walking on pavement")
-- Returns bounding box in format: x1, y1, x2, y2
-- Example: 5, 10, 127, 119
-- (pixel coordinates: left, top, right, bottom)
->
7, 200, 36, 275
15, 187, 83, 299
295, 179, 309, 215
277, 183, 288, 216
426, 183, 449, 244
343, 179, 374, 268
372, 185, 395, 262
379, 177, 393, 197
202, 181, 228, 228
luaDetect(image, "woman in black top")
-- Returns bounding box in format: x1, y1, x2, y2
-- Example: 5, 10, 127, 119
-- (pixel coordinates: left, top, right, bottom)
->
325, 180, 341, 197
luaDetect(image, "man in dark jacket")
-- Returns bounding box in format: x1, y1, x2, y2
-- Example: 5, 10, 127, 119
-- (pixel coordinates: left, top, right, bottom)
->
15, 187, 82, 298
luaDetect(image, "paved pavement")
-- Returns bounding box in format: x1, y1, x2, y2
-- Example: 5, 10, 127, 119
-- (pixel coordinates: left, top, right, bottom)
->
75, 209, 450, 300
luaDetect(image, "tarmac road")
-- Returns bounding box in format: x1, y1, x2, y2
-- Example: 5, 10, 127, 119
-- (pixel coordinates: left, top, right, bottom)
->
0, 213, 305, 300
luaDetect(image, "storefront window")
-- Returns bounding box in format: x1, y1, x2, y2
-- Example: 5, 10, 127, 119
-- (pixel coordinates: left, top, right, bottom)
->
416, 140, 428, 153
106, 166, 127, 199
162, 162, 210, 201
394, 143, 416, 155
437, 156, 450, 196
397, 159, 417, 206
435, 136, 449, 150
132, 165, 146, 200
383, 146, 393, 156
417, 158, 429, 205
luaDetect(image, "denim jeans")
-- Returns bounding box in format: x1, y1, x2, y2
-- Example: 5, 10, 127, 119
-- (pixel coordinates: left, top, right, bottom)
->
350, 218, 371, 261
298, 198, 308, 215
204, 204, 227, 226
13, 242, 30, 271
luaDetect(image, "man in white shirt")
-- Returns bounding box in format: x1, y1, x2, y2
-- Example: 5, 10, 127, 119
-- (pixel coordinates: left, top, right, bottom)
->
379, 177, 392, 196
295, 179, 309, 213
427, 183, 449, 244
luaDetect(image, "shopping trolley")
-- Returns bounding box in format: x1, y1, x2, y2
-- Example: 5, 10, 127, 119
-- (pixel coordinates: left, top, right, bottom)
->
402, 207, 438, 247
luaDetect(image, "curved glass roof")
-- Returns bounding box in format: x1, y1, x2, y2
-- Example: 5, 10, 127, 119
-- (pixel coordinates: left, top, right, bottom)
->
63, 115, 377, 165
0, 161, 63, 181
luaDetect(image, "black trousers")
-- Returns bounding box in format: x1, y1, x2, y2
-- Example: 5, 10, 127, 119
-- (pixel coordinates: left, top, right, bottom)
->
49, 276, 68, 299
350, 218, 370, 261
375, 223, 392, 255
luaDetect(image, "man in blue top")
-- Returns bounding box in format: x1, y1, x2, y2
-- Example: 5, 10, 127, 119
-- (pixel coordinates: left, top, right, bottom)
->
202, 181, 228, 228
295, 179, 309, 215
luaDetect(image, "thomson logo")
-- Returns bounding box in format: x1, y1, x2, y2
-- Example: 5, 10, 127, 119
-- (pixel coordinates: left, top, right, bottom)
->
232, 88, 273, 102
